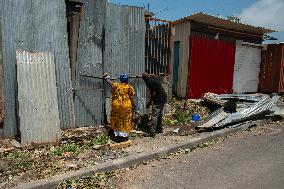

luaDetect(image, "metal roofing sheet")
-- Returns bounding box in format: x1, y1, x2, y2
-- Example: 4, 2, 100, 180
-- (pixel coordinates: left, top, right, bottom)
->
16, 50, 61, 146
174, 12, 275, 35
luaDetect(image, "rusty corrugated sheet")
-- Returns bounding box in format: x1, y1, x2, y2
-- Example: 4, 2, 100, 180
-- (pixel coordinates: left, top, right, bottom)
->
75, 0, 107, 126
259, 43, 284, 93
0, 0, 74, 136
104, 4, 146, 120
16, 50, 61, 146
187, 35, 235, 99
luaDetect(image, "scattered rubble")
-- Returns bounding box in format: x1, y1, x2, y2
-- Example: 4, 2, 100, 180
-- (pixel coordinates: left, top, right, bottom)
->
0, 126, 129, 189
198, 93, 280, 129
10, 139, 21, 148
163, 98, 210, 126
173, 128, 180, 133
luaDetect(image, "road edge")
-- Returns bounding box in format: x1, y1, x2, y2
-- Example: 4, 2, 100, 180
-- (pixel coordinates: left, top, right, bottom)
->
11, 122, 257, 189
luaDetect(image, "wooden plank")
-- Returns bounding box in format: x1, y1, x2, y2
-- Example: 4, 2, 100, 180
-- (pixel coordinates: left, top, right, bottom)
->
109, 140, 133, 150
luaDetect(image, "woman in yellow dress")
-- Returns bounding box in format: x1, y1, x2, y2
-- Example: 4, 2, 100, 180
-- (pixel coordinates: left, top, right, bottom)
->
104, 73, 136, 142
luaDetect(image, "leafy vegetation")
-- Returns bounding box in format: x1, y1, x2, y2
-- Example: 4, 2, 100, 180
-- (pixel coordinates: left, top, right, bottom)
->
227, 15, 241, 23
53, 133, 109, 156
57, 172, 114, 189
7, 150, 35, 170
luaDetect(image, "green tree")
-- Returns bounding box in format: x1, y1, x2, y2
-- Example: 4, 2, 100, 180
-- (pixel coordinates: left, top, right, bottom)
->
227, 15, 241, 23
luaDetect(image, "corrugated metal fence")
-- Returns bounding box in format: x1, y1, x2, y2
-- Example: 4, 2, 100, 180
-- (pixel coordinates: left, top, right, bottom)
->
259, 44, 284, 93
0, 0, 74, 137
75, 0, 106, 127
104, 4, 146, 120
0, 0, 147, 138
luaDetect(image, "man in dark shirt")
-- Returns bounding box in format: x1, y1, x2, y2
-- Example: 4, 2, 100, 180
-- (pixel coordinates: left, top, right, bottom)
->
142, 72, 167, 137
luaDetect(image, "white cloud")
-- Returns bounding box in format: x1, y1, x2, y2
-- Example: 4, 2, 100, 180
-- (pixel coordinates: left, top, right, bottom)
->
238, 0, 284, 31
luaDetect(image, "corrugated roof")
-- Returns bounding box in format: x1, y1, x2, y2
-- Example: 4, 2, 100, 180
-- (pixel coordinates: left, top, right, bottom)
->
174, 12, 275, 35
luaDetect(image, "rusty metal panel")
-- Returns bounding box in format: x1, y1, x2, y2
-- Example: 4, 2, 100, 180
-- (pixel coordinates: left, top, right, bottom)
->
104, 3, 146, 119
0, 0, 74, 136
16, 50, 61, 146
75, 0, 107, 126
259, 44, 284, 93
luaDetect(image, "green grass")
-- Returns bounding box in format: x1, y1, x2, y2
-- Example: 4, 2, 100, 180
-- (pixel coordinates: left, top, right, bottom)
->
7, 150, 35, 170
53, 133, 110, 156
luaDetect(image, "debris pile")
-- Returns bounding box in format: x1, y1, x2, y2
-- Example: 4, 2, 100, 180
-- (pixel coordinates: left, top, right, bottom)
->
197, 93, 280, 129
162, 98, 210, 136
163, 98, 210, 126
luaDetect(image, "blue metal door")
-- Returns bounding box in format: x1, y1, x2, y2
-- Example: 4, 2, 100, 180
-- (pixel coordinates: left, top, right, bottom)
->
172, 41, 180, 96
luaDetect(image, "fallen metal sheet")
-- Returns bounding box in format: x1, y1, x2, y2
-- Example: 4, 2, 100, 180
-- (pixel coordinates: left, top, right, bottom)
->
199, 94, 279, 129
16, 50, 61, 146
203, 92, 236, 112
235, 102, 255, 111
216, 94, 265, 102
197, 108, 230, 128
203, 93, 227, 106
215, 95, 279, 127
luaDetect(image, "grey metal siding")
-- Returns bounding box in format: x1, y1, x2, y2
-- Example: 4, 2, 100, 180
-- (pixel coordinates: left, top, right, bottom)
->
171, 22, 191, 97
75, 0, 107, 126
104, 4, 146, 117
0, 0, 74, 136
16, 50, 61, 146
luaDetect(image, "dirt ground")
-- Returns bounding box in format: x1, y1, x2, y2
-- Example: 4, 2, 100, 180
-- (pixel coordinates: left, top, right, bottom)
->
0, 126, 129, 189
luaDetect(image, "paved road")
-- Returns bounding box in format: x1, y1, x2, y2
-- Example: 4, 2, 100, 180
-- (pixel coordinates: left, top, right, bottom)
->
108, 123, 284, 189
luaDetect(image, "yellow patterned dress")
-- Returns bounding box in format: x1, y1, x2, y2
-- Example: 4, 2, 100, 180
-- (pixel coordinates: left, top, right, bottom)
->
110, 82, 135, 136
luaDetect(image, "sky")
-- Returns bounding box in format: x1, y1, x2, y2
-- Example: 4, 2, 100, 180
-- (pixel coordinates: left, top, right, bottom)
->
109, 0, 284, 43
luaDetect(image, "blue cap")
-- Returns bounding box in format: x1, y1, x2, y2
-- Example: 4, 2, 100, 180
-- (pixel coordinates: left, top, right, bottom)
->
119, 73, 129, 83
